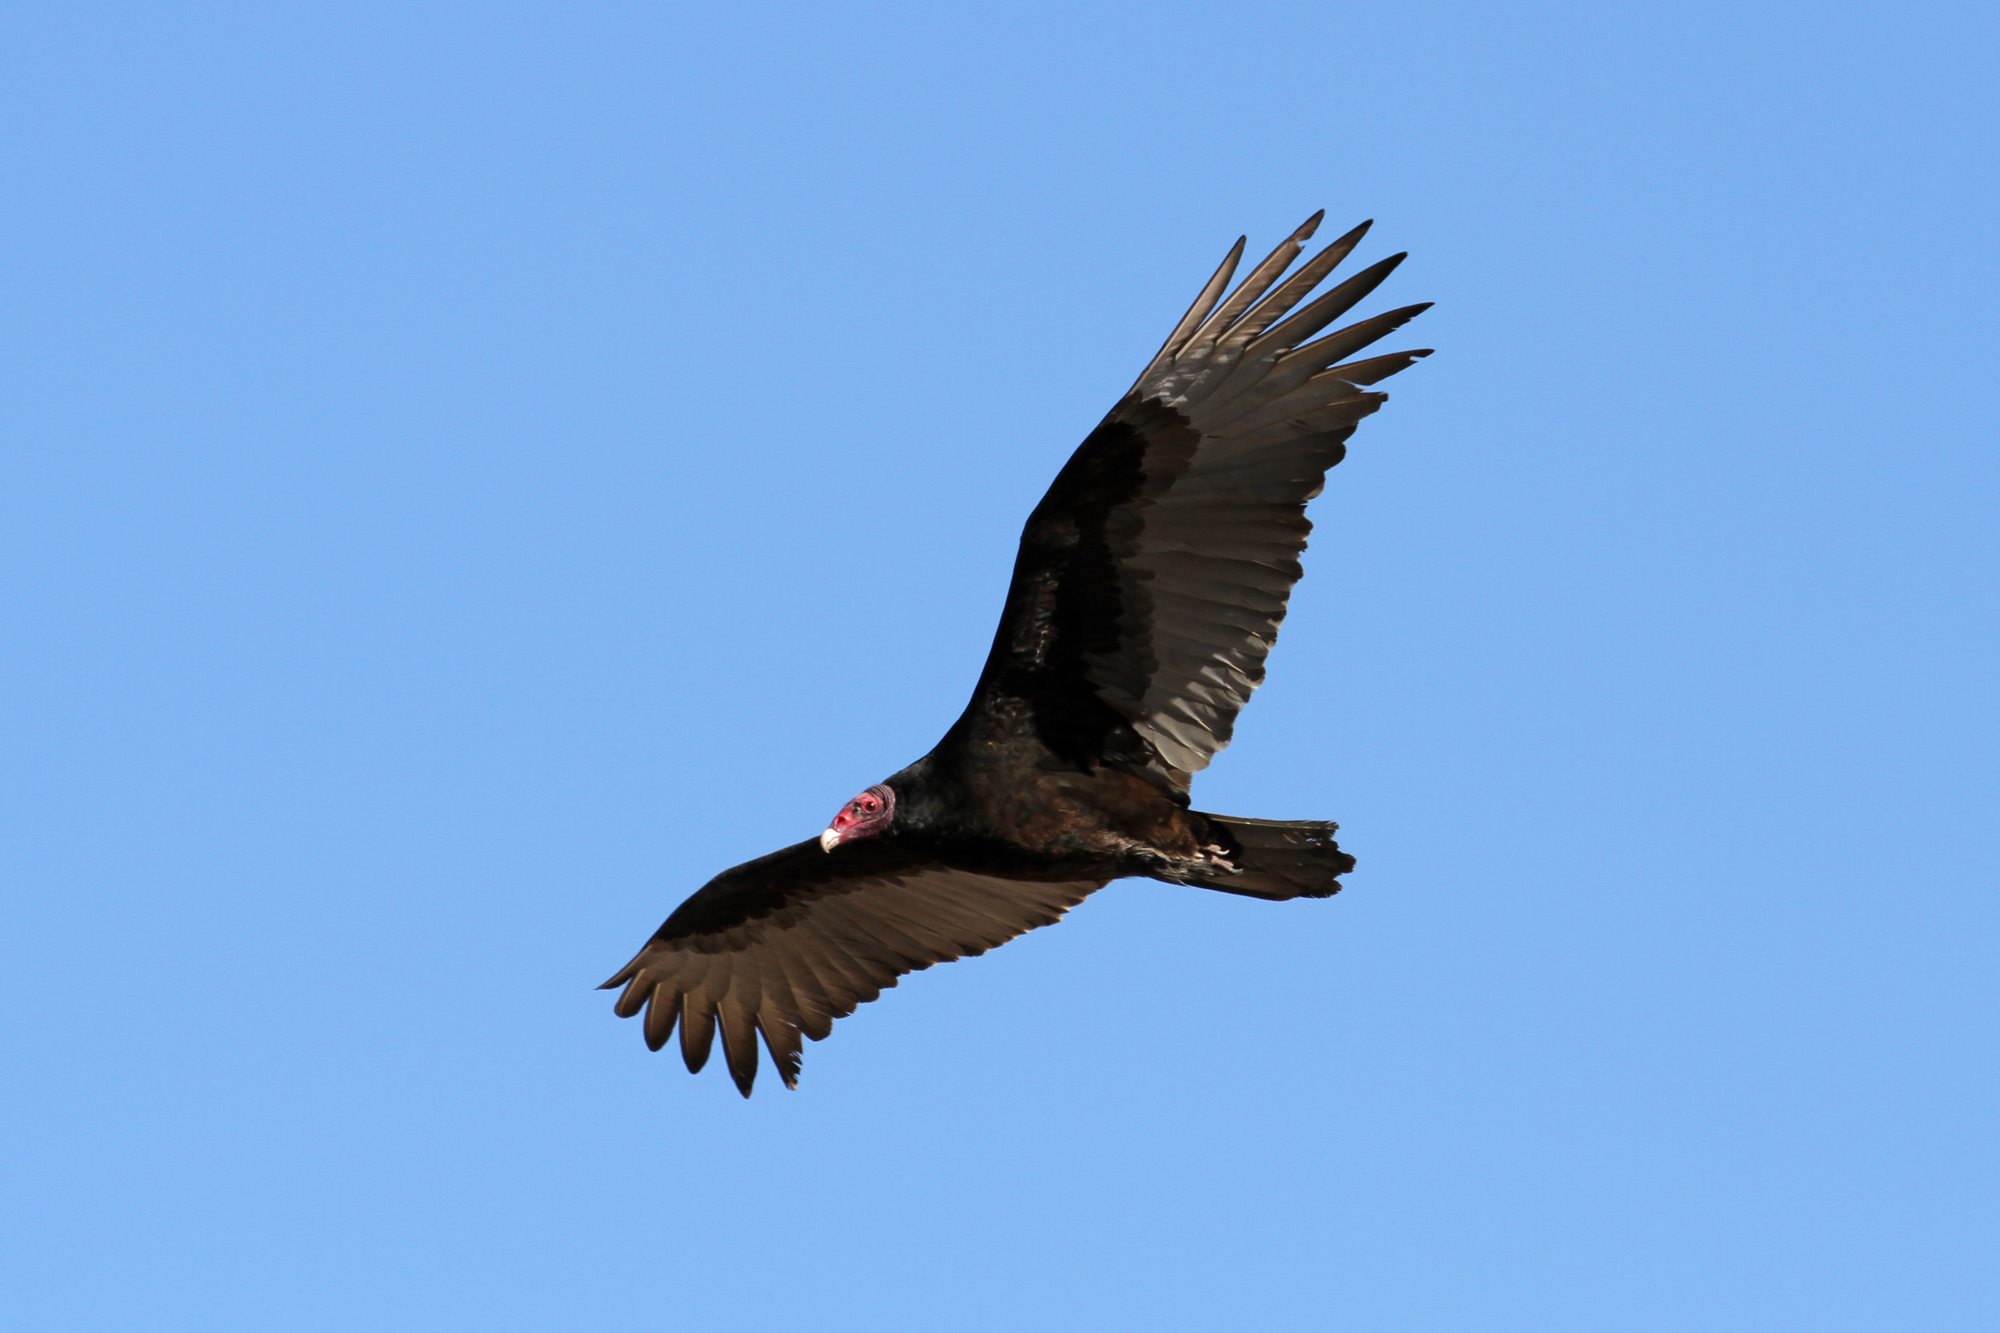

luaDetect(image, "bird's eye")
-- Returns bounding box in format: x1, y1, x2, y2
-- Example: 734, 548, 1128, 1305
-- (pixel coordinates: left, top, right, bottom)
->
862, 799, 877, 813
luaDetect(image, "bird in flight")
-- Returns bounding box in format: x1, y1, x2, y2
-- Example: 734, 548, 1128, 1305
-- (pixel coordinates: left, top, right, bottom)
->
605, 211, 1431, 1094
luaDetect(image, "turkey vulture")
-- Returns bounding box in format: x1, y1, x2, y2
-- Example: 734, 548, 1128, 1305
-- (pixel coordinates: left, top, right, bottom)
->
605, 211, 1430, 1094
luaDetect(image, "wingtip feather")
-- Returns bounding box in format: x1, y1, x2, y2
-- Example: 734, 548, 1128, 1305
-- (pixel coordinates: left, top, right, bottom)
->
680, 1003, 716, 1074
1326, 347, 1434, 385
642, 984, 680, 1052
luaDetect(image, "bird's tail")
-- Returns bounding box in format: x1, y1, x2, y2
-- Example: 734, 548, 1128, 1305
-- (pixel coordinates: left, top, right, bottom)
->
1189, 813, 1354, 900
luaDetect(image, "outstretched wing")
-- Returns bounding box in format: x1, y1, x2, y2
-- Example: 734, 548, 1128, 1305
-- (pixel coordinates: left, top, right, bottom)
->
971, 212, 1431, 790
601, 839, 1104, 1095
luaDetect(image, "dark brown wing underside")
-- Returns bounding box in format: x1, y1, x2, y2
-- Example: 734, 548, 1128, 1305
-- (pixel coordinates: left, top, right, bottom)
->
975, 213, 1430, 788
602, 839, 1104, 1095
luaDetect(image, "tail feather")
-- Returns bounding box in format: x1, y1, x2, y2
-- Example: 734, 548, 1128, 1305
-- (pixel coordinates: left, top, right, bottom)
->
1192, 813, 1353, 900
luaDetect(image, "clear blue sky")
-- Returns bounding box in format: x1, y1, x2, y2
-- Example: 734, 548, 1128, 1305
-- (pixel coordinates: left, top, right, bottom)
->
3, 2, 1995, 1329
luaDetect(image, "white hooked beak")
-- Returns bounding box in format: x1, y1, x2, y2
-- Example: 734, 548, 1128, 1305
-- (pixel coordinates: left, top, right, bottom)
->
819, 827, 842, 853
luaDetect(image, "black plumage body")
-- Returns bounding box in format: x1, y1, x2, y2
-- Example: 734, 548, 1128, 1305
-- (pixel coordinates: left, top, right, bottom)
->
605, 213, 1430, 1094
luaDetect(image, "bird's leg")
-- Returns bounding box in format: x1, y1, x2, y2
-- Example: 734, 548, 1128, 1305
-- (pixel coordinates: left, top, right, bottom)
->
1112, 838, 1241, 884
